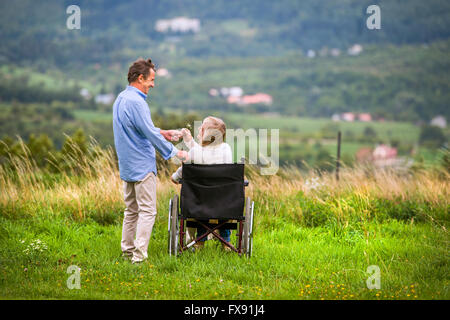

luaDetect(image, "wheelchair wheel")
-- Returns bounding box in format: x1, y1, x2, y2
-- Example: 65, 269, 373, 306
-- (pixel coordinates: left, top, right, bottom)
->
243, 197, 254, 258
168, 195, 179, 256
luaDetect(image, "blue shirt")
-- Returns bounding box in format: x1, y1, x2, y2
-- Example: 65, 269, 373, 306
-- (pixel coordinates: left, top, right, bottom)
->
113, 85, 178, 182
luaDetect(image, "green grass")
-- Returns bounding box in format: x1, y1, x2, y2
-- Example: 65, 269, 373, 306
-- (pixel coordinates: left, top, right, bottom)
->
221, 112, 421, 144
73, 110, 112, 123
1, 191, 448, 300
0, 65, 100, 93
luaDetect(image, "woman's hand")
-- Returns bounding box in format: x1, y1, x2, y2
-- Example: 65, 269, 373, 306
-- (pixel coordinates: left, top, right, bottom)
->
181, 128, 192, 142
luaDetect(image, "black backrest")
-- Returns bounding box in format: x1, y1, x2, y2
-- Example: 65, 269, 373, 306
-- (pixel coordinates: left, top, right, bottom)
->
180, 163, 245, 220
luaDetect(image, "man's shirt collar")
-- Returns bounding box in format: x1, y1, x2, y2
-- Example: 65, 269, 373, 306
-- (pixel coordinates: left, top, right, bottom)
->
127, 85, 147, 100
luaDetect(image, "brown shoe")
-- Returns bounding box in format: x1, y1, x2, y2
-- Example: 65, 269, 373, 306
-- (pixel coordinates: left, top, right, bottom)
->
222, 243, 233, 252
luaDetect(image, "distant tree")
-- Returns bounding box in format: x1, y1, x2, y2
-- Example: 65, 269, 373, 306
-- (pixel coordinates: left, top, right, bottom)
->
27, 134, 54, 167
320, 123, 340, 139
363, 126, 377, 140
315, 149, 333, 171
441, 148, 450, 173
419, 125, 446, 149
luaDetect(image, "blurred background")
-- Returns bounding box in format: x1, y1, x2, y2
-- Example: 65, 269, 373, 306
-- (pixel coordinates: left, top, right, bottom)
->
0, 0, 449, 171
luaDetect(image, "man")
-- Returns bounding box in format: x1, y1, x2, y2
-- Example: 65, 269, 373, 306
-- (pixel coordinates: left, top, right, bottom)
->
113, 58, 188, 264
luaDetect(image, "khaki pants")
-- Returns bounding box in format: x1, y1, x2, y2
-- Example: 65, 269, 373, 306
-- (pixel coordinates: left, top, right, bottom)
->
121, 172, 157, 263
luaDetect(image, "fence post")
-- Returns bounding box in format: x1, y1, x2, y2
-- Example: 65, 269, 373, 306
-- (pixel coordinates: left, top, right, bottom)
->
336, 131, 341, 181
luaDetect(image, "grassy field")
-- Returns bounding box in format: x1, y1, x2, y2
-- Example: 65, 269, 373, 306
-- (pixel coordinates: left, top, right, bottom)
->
0, 142, 448, 300
220, 112, 421, 143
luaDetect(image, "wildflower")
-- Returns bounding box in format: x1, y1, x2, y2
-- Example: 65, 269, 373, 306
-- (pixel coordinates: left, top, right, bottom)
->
304, 177, 324, 191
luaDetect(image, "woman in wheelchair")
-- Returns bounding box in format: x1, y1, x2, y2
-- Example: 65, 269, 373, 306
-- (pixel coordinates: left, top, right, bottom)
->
171, 116, 233, 251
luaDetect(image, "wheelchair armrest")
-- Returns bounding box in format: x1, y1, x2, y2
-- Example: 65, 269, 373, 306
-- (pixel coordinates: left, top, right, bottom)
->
244, 180, 249, 187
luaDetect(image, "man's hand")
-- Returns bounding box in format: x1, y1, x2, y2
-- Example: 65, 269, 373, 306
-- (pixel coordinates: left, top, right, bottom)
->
176, 150, 189, 162
160, 129, 182, 141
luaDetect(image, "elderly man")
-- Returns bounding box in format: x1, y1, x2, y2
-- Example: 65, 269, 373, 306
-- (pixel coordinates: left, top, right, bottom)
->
113, 58, 188, 263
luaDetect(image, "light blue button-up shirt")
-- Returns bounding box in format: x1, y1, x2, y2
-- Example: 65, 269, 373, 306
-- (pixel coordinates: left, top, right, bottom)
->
113, 85, 178, 182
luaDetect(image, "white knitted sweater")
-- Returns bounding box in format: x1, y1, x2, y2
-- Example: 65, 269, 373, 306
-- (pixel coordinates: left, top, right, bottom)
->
171, 139, 233, 183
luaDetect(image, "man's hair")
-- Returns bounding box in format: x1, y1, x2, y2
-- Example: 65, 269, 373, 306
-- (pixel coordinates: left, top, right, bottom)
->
201, 116, 226, 147
127, 58, 155, 84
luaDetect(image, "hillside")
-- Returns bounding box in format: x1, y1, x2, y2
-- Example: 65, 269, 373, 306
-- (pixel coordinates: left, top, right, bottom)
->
1, 0, 450, 66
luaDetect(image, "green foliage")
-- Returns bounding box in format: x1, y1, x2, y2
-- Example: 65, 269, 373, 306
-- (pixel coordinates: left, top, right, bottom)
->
1, 0, 450, 67
419, 125, 447, 148
0, 184, 448, 299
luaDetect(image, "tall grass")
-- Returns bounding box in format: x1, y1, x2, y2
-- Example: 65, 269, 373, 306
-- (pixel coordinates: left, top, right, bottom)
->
0, 139, 448, 228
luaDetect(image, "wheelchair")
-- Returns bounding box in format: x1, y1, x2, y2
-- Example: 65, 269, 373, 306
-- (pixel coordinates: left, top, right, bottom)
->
168, 163, 254, 258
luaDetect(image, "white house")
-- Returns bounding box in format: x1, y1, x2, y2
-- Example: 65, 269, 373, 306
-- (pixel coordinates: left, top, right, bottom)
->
348, 44, 363, 56
307, 50, 316, 58
95, 93, 115, 105
228, 87, 243, 97
330, 48, 341, 57
155, 17, 201, 33
430, 115, 447, 128
79, 88, 91, 100
156, 68, 171, 78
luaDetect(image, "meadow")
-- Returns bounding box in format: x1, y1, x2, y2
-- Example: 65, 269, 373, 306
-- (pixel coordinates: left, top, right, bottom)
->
0, 141, 448, 300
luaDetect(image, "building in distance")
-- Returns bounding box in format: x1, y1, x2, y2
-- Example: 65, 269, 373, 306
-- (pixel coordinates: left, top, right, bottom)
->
155, 17, 201, 33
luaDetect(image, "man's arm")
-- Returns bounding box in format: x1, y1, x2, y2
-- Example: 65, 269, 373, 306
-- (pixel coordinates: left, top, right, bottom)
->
130, 101, 187, 161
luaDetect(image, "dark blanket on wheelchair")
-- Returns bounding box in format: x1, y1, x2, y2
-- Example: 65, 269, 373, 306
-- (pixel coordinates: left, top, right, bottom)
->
180, 163, 245, 220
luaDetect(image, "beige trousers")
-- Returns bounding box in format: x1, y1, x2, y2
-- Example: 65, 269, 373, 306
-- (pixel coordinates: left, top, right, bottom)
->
121, 171, 157, 263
